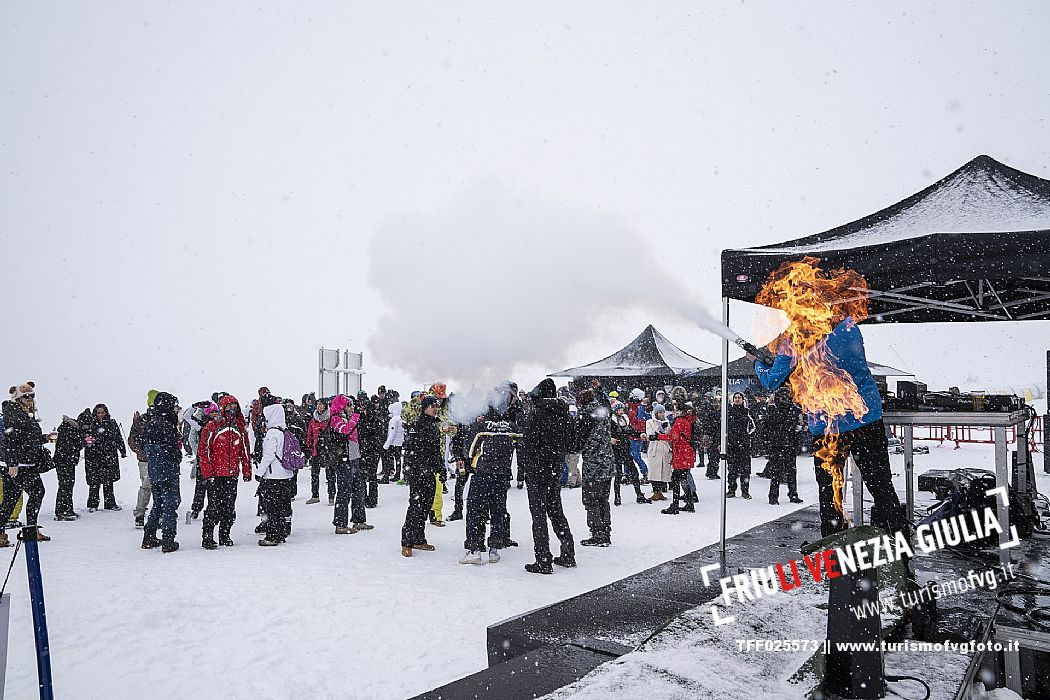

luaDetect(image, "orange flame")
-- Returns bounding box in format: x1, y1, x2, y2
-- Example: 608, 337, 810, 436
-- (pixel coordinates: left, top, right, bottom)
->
755, 256, 869, 515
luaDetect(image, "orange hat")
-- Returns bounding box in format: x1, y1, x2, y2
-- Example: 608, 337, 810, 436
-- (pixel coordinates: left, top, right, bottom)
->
429, 383, 448, 399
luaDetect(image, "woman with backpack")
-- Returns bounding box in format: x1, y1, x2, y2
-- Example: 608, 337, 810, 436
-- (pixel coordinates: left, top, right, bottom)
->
654, 404, 696, 515
255, 402, 297, 546
84, 403, 126, 512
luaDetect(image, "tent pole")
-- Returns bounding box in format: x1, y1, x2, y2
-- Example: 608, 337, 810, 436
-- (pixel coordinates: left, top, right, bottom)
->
719, 297, 729, 559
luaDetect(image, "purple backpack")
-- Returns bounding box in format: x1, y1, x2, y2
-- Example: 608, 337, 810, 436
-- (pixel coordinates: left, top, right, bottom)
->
275, 429, 307, 472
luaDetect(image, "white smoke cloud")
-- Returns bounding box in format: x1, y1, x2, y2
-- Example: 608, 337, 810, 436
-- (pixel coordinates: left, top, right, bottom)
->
367, 179, 730, 390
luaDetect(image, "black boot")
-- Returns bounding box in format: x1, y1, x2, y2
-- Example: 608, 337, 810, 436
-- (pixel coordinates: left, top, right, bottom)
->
525, 561, 553, 575
788, 495, 803, 504
161, 539, 180, 554
661, 505, 679, 515
219, 524, 234, 547
141, 530, 161, 549
682, 502, 695, 513
741, 479, 751, 500
202, 523, 218, 550
553, 553, 577, 568
447, 511, 463, 522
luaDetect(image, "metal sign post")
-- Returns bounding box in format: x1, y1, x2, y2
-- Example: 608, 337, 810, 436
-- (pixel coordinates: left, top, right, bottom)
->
0, 593, 9, 700
23, 528, 53, 700
318, 348, 365, 398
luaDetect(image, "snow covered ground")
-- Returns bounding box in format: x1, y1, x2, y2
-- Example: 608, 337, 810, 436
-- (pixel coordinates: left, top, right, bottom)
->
1, 443, 1045, 699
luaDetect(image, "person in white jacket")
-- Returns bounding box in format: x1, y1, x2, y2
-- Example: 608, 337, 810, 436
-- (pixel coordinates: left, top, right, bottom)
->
643, 404, 672, 501
381, 402, 405, 483
255, 403, 294, 547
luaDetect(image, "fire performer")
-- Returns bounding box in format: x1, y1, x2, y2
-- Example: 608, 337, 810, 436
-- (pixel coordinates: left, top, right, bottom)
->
749, 257, 909, 540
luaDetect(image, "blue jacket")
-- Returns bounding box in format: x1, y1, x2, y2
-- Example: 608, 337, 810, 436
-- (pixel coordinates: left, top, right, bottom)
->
142, 393, 183, 483
755, 317, 882, 436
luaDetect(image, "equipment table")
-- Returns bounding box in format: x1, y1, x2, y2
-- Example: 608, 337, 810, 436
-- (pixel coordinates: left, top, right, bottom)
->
882, 410, 1029, 566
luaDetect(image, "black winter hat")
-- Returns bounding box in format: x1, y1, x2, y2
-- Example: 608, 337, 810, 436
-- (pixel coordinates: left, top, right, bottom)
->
420, 395, 440, 412
153, 392, 178, 412
531, 378, 557, 400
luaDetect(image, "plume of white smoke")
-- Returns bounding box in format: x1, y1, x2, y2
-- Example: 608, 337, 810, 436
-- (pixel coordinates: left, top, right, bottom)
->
446, 382, 516, 426
367, 179, 738, 389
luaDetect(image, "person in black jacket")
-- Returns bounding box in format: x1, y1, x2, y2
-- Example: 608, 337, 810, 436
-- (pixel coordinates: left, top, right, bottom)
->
53, 409, 91, 520
1, 382, 53, 545
400, 396, 444, 556
725, 393, 756, 499
447, 420, 469, 522
521, 379, 575, 575
359, 395, 387, 509
84, 403, 126, 511
764, 388, 804, 505
697, 398, 721, 479
460, 383, 520, 565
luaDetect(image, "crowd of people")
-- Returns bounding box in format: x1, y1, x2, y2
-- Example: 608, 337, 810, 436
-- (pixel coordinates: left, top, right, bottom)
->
0, 376, 809, 573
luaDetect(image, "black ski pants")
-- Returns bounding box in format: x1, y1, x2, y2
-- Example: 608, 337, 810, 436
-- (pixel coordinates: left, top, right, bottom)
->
203, 476, 238, 537
452, 470, 470, 516
189, 463, 208, 515
310, 455, 336, 501
581, 478, 612, 542
726, 451, 751, 495
812, 419, 908, 539
401, 471, 437, 547
382, 446, 403, 481
54, 458, 77, 516
525, 466, 573, 565
362, 453, 380, 508
768, 451, 798, 502
1, 470, 45, 528
258, 478, 292, 543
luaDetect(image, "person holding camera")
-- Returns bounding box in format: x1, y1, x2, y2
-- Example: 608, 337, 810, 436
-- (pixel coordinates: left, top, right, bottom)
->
643, 403, 672, 501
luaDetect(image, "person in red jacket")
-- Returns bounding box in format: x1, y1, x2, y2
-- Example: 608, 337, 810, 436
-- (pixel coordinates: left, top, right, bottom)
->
197, 394, 252, 549
654, 405, 696, 515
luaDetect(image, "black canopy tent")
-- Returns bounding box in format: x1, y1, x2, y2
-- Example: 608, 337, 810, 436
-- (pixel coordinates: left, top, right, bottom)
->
721, 155, 1050, 322
550, 325, 716, 392
714, 155, 1050, 556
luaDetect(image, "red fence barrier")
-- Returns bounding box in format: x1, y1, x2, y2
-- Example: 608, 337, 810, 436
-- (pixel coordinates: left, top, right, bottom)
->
891, 415, 1043, 452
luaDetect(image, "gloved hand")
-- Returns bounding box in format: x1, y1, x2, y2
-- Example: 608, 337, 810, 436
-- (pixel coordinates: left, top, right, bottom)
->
243, 474, 252, 483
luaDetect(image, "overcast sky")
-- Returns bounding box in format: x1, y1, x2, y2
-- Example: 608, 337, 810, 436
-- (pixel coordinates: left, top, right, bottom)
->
2, 1, 1048, 423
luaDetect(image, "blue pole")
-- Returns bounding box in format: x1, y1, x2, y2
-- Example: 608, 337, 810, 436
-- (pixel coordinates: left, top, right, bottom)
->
22, 527, 54, 700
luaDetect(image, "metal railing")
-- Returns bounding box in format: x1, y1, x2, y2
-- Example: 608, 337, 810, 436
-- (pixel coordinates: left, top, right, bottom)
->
890, 415, 1042, 452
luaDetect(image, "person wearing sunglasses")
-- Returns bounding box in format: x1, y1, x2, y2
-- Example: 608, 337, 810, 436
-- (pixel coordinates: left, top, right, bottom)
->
0, 382, 54, 546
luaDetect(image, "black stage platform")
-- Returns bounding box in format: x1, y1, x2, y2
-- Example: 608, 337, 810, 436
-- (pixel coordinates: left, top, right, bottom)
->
412, 505, 1049, 699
